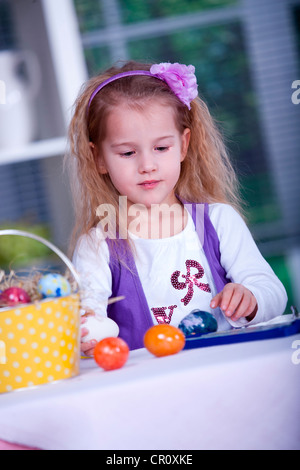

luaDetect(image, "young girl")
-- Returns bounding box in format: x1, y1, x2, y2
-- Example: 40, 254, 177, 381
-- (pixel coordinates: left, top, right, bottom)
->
67, 60, 287, 355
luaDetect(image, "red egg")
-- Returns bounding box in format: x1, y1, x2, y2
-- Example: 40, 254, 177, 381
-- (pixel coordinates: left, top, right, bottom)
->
0, 287, 31, 306
94, 337, 129, 371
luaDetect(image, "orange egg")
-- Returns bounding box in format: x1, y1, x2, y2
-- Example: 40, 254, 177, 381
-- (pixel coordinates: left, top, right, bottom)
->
144, 324, 185, 357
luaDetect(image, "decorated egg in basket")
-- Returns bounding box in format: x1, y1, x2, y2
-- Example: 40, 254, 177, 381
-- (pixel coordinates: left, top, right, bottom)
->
0, 286, 31, 306
37, 273, 71, 298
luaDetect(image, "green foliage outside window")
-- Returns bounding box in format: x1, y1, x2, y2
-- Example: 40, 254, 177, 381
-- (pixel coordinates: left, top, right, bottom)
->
74, 0, 105, 33
74, 0, 238, 31
118, 0, 237, 23
84, 46, 111, 75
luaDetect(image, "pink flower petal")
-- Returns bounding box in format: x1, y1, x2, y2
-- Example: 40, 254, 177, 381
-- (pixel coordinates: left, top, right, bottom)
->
150, 62, 198, 109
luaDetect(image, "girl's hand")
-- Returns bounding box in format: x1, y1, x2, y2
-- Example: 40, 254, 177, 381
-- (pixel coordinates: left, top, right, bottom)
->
210, 283, 258, 322
80, 313, 97, 357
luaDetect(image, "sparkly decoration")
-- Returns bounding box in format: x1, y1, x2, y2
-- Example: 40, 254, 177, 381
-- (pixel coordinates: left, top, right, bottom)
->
178, 310, 218, 338
171, 259, 211, 306
151, 305, 178, 324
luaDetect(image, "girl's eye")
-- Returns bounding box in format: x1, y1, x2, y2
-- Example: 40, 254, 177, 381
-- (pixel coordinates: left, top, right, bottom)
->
155, 146, 169, 152
120, 150, 135, 158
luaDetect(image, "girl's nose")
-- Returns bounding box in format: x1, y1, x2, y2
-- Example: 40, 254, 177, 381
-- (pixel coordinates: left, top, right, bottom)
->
138, 152, 157, 174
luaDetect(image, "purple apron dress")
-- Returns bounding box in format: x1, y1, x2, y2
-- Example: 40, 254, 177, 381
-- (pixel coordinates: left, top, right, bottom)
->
106, 202, 229, 349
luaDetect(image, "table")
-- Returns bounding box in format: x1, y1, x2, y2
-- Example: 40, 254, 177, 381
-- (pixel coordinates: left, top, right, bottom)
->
0, 334, 299, 450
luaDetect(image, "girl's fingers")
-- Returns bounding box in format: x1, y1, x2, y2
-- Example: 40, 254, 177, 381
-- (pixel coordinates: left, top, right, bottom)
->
82, 347, 95, 357
229, 291, 257, 321
230, 292, 252, 321
81, 327, 89, 338
81, 339, 97, 356
210, 292, 222, 308
210, 285, 234, 308
222, 285, 244, 317
235, 294, 257, 321
210, 283, 258, 321
213, 284, 236, 314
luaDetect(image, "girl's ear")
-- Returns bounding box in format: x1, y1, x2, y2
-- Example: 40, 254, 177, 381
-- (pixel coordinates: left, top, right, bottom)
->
180, 128, 191, 162
89, 142, 108, 174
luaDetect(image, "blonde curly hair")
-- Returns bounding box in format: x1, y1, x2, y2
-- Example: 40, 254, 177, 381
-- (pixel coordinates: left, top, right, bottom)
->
66, 60, 243, 254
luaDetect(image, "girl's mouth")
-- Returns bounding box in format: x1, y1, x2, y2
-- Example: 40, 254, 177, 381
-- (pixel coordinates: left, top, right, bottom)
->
139, 180, 160, 189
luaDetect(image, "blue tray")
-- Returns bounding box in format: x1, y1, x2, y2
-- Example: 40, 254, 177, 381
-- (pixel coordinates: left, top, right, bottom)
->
184, 317, 300, 350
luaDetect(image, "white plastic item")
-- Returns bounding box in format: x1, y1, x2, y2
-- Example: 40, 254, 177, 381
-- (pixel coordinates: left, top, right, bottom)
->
81, 315, 119, 343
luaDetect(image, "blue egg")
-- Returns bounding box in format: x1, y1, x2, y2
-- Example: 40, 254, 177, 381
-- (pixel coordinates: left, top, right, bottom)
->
37, 273, 71, 298
178, 310, 218, 337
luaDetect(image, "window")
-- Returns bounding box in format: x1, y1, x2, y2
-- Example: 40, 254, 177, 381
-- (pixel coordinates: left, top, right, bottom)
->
0, 0, 51, 236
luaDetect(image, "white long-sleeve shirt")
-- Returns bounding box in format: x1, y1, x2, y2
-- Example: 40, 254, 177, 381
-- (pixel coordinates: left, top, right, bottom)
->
73, 203, 288, 331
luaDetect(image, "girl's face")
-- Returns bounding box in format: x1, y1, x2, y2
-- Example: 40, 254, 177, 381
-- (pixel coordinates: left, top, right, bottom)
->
97, 100, 190, 209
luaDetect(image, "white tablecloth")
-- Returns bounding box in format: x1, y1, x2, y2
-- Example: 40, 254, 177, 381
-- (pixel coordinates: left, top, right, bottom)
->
0, 334, 299, 450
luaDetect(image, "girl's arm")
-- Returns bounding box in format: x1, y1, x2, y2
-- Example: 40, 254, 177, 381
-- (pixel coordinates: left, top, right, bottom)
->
209, 204, 288, 326
72, 229, 112, 317
72, 230, 112, 355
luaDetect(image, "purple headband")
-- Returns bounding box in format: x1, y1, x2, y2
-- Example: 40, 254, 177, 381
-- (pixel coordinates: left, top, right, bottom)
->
87, 62, 198, 111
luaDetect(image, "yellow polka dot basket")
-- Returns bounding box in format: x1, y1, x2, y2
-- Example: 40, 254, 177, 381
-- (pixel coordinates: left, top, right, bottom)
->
0, 230, 81, 394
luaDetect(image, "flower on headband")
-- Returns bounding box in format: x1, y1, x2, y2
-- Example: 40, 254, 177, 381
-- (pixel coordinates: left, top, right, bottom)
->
150, 62, 198, 109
